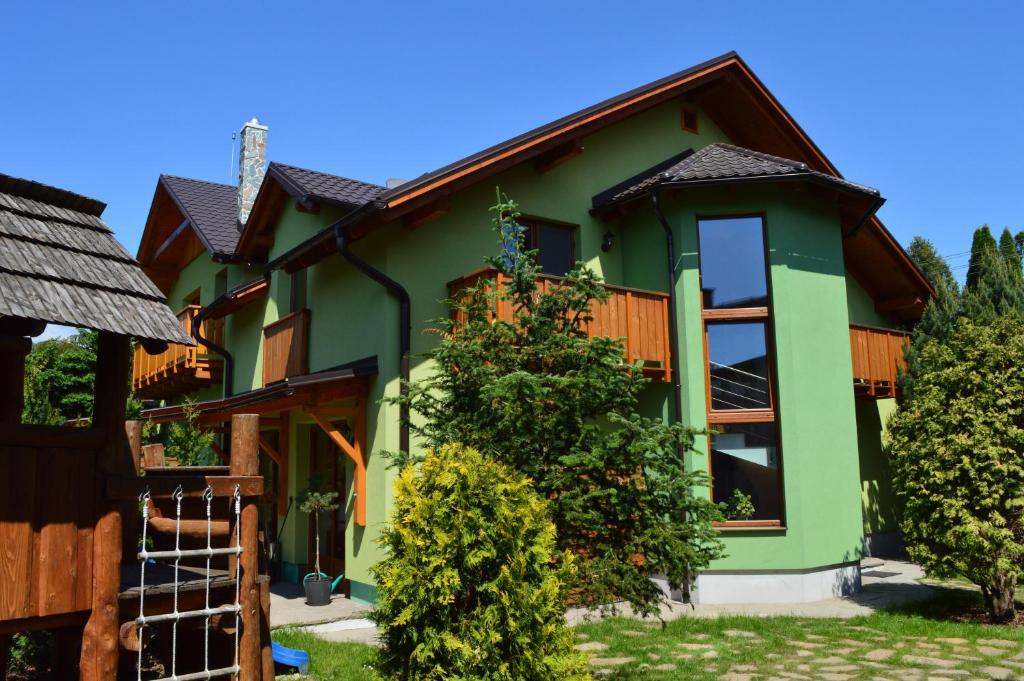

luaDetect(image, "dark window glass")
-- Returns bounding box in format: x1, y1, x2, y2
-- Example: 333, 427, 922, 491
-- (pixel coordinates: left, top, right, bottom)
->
290, 269, 307, 313
698, 217, 768, 309
711, 422, 781, 521
527, 221, 575, 277
707, 322, 771, 410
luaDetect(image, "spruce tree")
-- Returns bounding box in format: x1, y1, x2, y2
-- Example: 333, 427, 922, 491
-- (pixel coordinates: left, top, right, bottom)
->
907, 236, 958, 294
394, 191, 724, 616
1000, 227, 1023, 275
961, 226, 1024, 323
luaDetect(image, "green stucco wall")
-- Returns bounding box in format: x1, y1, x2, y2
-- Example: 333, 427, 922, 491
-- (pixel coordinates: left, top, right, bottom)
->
619, 186, 866, 572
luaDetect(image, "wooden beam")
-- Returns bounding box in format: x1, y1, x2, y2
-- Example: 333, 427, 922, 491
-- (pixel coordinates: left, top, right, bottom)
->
0, 335, 31, 424
0, 316, 48, 337
107, 475, 263, 500
153, 218, 191, 260
403, 200, 450, 230
533, 139, 584, 174
306, 408, 366, 526
876, 296, 923, 314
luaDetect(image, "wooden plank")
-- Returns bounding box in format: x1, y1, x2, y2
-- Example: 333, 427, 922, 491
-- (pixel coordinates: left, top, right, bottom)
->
107, 475, 263, 500
0, 424, 106, 449
0, 445, 36, 620
35, 448, 78, 616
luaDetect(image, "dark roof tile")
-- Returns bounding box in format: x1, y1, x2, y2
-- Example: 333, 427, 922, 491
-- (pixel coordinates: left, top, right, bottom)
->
595, 143, 879, 208
161, 175, 240, 255
270, 163, 384, 208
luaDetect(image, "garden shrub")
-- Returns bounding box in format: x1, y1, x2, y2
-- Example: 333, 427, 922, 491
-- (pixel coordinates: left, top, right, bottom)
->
370, 443, 589, 681
888, 315, 1024, 621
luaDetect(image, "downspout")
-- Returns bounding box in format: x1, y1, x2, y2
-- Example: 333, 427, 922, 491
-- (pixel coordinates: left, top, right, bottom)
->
192, 304, 235, 398
333, 221, 411, 456
649, 187, 691, 604
649, 189, 684, 427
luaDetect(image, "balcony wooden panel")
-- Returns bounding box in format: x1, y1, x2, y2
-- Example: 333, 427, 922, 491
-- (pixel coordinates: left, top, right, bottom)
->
263, 309, 309, 386
850, 324, 909, 399
132, 305, 223, 399
449, 268, 672, 382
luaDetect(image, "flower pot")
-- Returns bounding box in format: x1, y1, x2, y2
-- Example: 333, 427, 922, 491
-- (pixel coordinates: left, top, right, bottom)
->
304, 577, 332, 606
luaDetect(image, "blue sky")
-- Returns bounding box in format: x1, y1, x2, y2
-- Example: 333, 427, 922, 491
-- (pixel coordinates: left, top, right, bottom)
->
4, 1, 1022, 335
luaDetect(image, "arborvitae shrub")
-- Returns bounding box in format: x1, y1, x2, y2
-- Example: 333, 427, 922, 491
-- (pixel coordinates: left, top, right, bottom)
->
370, 443, 589, 681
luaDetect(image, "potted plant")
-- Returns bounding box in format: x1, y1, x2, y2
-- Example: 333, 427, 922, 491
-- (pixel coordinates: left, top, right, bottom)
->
298, 479, 340, 606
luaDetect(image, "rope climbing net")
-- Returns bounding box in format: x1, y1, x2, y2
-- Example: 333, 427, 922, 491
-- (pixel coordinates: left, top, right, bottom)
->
136, 484, 243, 681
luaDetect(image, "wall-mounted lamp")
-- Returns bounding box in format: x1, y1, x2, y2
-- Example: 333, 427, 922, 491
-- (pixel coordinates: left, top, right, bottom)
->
601, 231, 615, 253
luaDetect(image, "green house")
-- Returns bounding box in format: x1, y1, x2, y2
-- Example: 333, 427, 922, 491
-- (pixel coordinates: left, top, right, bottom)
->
134, 52, 931, 605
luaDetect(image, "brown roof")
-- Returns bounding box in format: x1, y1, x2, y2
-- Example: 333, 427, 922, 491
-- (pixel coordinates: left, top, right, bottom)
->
160, 175, 240, 255
0, 172, 193, 344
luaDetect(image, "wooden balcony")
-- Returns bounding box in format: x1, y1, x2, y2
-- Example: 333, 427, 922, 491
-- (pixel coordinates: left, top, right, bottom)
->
133, 305, 224, 399
850, 324, 909, 399
263, 309, 310, 386
448, 268, 672, 382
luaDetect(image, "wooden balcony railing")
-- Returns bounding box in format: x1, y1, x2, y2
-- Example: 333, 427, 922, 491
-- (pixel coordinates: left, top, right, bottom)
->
132, 305, 224, 399
850, 324, 909, 399
263, 309, 310, 386
448, 268, 672, 382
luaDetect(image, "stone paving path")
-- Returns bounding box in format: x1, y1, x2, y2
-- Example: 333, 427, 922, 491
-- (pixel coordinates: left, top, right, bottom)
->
575, 624, 1024, 679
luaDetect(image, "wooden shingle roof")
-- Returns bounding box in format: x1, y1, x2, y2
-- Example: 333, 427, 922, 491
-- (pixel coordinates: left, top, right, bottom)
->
0, 173, 194, 345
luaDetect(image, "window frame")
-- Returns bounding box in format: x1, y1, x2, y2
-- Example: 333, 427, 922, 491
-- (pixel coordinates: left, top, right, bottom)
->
519, 215, 578, 277
696, 213, 785, 528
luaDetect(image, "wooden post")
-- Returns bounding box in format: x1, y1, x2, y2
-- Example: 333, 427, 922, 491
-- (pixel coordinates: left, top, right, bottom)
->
230, 414, 260, 681
0, 335, 31, 424
125, 420, 143, 474
141, 442, 165, 468
81, 332, 132, 681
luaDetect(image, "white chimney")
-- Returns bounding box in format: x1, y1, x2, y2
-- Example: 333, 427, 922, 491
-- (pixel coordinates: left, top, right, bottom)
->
237, 118, 268, 225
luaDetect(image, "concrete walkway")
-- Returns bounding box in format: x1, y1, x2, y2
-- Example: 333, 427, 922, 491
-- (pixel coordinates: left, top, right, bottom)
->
293, 559, 940, 645
269, 582, 370, 628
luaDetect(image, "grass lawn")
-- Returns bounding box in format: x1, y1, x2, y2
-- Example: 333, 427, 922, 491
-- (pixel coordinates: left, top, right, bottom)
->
272, 588, 1024, 680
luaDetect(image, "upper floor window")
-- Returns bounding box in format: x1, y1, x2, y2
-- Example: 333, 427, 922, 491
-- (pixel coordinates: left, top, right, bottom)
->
521, 218, 576, 277
697, 215, 782, 526
290, 269, 308, 313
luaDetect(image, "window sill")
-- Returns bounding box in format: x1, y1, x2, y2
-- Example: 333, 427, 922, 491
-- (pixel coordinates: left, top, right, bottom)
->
714, 521, 785, 533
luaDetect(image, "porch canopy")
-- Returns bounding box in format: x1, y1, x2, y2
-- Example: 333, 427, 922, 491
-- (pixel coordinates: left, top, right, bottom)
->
142, 357, 377, 525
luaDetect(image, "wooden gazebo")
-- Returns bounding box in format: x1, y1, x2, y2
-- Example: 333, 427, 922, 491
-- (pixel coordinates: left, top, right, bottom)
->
0, 173, 268, 680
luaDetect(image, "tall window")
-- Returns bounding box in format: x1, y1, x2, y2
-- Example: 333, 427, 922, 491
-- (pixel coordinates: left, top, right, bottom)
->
698, 216, 783, 526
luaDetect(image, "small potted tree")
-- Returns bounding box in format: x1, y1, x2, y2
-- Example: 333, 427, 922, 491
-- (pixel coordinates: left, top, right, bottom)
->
298, 479, 340, 606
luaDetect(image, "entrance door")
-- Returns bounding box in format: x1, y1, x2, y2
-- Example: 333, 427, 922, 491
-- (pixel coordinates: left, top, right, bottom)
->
308, 424, 347, 579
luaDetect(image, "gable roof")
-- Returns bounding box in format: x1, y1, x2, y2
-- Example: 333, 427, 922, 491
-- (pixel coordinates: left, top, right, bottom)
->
0, 172, 193, 344
236, 163, 384, 260
593, 143, 879, 209
260, 51, 931, 319
160, 175, 239, 255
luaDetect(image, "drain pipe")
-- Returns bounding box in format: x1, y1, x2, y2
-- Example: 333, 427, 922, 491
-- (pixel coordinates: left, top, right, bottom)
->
192, 305, 235, 398
650, 189, 684, 428
650, 187, 692, 604
334, 221, 411, 455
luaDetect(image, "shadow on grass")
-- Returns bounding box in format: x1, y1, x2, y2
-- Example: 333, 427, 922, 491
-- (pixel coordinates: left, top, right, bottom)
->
885, 585, 1024, 626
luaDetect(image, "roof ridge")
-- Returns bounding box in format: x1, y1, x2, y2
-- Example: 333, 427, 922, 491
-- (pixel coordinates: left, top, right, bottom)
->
270, 162, 385, 189
160, 173, 237, 190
